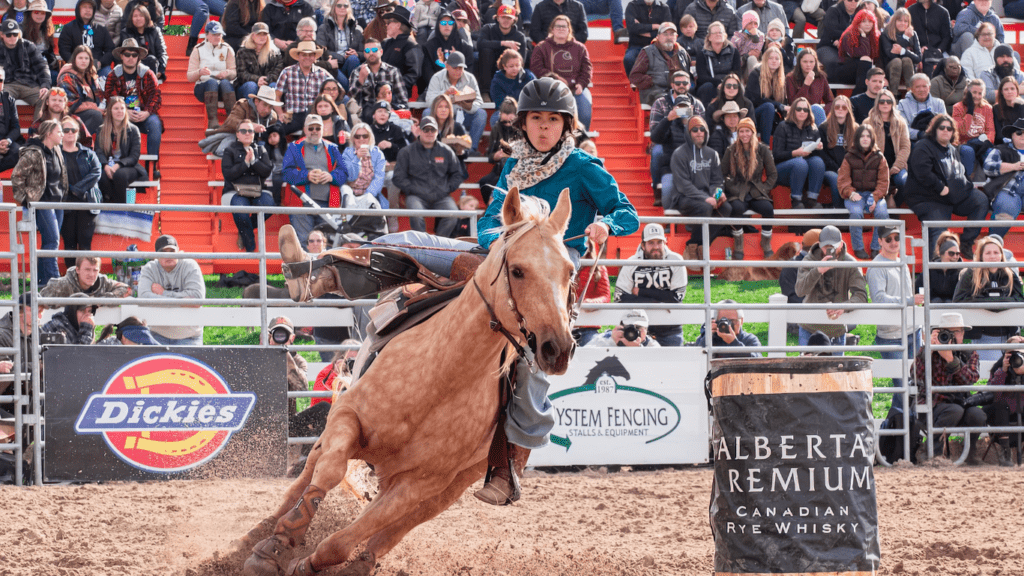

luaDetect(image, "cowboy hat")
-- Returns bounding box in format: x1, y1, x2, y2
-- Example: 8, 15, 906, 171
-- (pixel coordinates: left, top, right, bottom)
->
374, 0, 395, 9
712, 100, 748, 121
936, 312, 971, 331
383, 5, 411, 28
289, 40, 324, 60
113, 38, 149, 60
249, 85, 283, 106
26, 0, 50, 13
1002, 117, 1024, 138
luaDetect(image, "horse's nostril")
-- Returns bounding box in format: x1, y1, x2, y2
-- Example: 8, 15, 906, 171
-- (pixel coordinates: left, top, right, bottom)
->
541, 340, 560, 360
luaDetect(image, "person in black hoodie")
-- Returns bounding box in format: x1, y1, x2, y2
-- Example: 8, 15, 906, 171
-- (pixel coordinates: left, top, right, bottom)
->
261, 0, 314, 52
0, 75, 22, 173
59, 0, 116, 77
773, 96, 826, 210
381, 6, 422, 97
222, 0, 263, 51
223, 119, 274, 252
368, 99, 409, 163
40, 295, 96, 345
121, 4, 168, 79
908, 0, 951, 76
12, 120, 66, 287
422, 11, 475, 89
317, 0, 365, 92
905, 113, 989, 258
476, 4, 527, 98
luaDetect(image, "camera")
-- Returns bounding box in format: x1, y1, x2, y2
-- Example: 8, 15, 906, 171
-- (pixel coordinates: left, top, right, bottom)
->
344, 357, 355, 373
937, 329, 956, 345
988, 280, 1003, 299
716, 318, 733, 333
621, 324, 641, 342
270, 327, 291, 345
823, 245, 836, 257
1010, 351, 1024, 370
38, 332, 66, 345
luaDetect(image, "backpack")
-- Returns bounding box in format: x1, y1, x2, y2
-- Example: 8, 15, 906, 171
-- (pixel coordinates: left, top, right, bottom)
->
878, 404, 921, 464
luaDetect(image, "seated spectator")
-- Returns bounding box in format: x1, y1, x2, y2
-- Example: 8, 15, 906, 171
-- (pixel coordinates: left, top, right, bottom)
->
318, 0, 364, 92
722, 117, 776, 259
621, 0, 669, 74
380, 6, 420, 97
223, 119, 274, 252
0, 68, 22, 173
530, 16, 592, 129
322, 77, 361, 123
30, 87, 90, 147
952, 0, 1002, 57
835, 10, 879, 96
281, 18, 335, 74
980, 46, 1024, 105
587, 309, 661, 347
650, 70, 704, 206
423, 11, 475, 82
849, 66, 883, 122
780, 228, 820, 307
909, 0, 951, 76
987, 118, 1024, 238
233, 24, 283, 101
94, 0, 123, 45
59, 0, 116, 78
954, 235, 1024, 361
530, 0, 587, 44
122, 4, 167, 80
0, 18, 49, 111
363, 0, 394, 45
0, 293, 41, 373
931, 57, 968, 115
411, 0, 442, 39
392, 115, 463, 236
915, 230, 962, 302
961, 23, 1000, 80
310, 94, 350, 145
773, 97, 826, 210
628, 21, 690, 107
222, 0, 261, 53
120, 0, 163, 35
56, 117, 102, 264
694, 21, 739, 107
188, 21, 237, 131
786, 49, 833, 126
41, 255, 128, 298
104, 38, 163, 173
976, 339, 1024, 466
57, 45, 104, 135
670, 116, 730, 250
96, 316, 161, 345
863, 88, 910, 204
22, 0, 56, 85
695, 300, 762, 358
348, 37, 408, 116
707, 100, 744, 158
913, 312, 985, 463
479, 96, 519, 203
730, 11, 763, 76
95, 97, 145, 204
747, 45, 787, 144
139, 235, 206, 345
902, 73, 949, 147
680, 0, 736, 40
449, 193, 478, 238
283, 114, 348, 245
737, 0, 785, 37
821, 95, 855, 209
359, 81, 408, 132
450, 7, 478, 44
704, 72, 752, 131
992, 77, 1024, 138
262, 0, 313, 55
41, 295, 96, 345
676, 14, 701, 62
274, 40, 334, 133
368, 101, 409, 228
761, 18, 794, 73
1, 0, 29, 26
795, 224, 868, 349
905, 114, 988, 257
789, 0, 823, 40
431, 93, 471, 173
880, 8, 920, 93
489, 48, 534, 127
953, 78, 995, 175
178, 0, 226, 57
310, 344, 360, 407
218, 84, 280, 143
478, 5, 528, 101
815, 0, 859, 77
613, 224, 686, 346
266, 122, 287, 204
12, 119, 65, 287
839, 124, 889, 259
343, 121, 388, 210
425, 52, 487, 151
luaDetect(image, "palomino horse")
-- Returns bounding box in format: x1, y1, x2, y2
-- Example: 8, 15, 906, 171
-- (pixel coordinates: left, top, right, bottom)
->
238, 188, 577, 576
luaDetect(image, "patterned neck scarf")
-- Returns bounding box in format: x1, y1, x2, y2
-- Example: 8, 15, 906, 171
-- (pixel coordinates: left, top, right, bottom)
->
350, 153, 375, 194
506, 135, 575, 192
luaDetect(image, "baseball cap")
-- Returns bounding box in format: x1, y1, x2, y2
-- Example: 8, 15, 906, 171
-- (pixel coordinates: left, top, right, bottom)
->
497, 4, 516, 16
452, 8, 468, 20
205, 20, 224, 35
304, 114, 324, 127
620, 309, 649, 327
374, 99, 391, 111
251, 22, 270, 34
642, 223, 666, 242
419, 116, 438, 131
154, 235, 179, 252
818, 225, 843, 247
0, 20, 20, 34
446, 50, 467, 69
879, 225, 900, 239
658, 21, 678, 34
268, 316, 294, 335
17, 292, 35, 308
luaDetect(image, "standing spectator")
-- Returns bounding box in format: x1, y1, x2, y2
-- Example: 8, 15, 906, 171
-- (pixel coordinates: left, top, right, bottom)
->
773, 97, 826, 210
41, 296, 96, 345
94, 0, 122, 45
139, 235, 207, 345
795, 224, 869, 349
780, 229, 820, 308
821, 94, 856, 208
722, 117, 776, 259
11, 119, 65, 287
680, 0, 736, 40
694, 21, 740, 107
863, 88, 911, 203
980, 45, 1024, 104
954, 235, 1024, 361
836, 9, 879, 95
489, 49, 534, 126
960, 22, 999, 80
529, 0, 587, 44
283, 114, 348, 244
424, 51, 486, 149
57, 116, 102, 265
0, 67, 22, 173
650, 71, 704, 206
730, 11, 763, 76
905, 113, 989, 257
622, 0, 671, 75
628, 21, 690, 107
223, 119, 274, 252
953, 78, 995, 175
816, 0, 858, 77
915, 230, 962, 302
737, 0, 785, 37
380, 6, 420, 97
529, 15, 592, 129
22, 0, 56, 85
223, 0, 264, 51
41, 255, 128, 298
952, 0, 1002, 57
986, 118, 1024, 238
121, 4, 167, 79
392, 115, 463, 236
747, 44, 788, 150
704, 72, 753, 130
317, 0, 364, 92
59, 0, 116, 77
786, 48, 833, 126
342, 121, 387, 209
930, 57, 968, 114
188, 21, 237, 131
234, 22, 284, 100
423, 11, 475, 82
274, 40, 333, 133
900, 72, 947, 140
613, 223, 687, 346
838, 124, 889, 259
95, 97, 145, 204
104, 38, 163, 172
670, 115, 729, 251
179, 0, 226, 56
849, 66, 884, 123
909, 0, 951, 77
880, 8, 921, 93
347, 37, 408, 114
58, 46, 104, 136
578, 0, 624, 38
261, 0, 314, 53
0, 18, 49, 111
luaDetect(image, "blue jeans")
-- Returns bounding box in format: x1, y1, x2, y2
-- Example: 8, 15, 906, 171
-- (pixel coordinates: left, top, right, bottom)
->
990, 190, 1022, 239
575, 88, 593, 130
370, 231, 475, 277
754, 102, 777, 143
518, 0, 533, 23
236, 81, 259, 100
32, 208, 63, 288
289, 212, 332, 248
911, 191, 990, 255
824, 170, 843, 208
231, 191, 275, 252
178, 0, 226, 37
405, 195, 459, 237
799, 325, 846, 355
811, 104, 827, 126
194, 78, 234, 100
650, 144, 664, 187
579, 0, 624, 28
777, 156, 825, 202
845, 193, 889, 252
458, 107, 487, 151
338, 54, 360, 92
1006, 0, 1024, 18
151, 333, 204, 345
660, 172, 674, 207
623, 45, 642, 74
876, 332, 920, 409
133, 114, 162, 156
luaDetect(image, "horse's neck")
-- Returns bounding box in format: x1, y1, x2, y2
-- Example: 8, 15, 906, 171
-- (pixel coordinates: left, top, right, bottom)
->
423, 272, 514, 364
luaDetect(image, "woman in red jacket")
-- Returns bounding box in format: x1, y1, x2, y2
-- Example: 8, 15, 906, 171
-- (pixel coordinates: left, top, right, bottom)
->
572, 244, 610, 346
836, 9, 879, 95
953, 78, 996, 177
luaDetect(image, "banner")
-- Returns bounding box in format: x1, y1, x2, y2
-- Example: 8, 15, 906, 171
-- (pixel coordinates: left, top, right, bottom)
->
531, 346, 709, 466
44, 347, 288, 481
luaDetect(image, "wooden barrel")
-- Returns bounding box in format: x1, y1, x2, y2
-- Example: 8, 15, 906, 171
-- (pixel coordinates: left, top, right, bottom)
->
708, 356, 880, 575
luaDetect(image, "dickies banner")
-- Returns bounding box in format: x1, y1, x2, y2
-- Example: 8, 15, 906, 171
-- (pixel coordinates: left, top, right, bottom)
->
43, 347, 288, 482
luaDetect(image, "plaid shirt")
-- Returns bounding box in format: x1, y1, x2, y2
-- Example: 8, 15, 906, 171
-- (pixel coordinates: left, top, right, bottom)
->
913, 347, 980, 406
348, 61, 409, 112
650, 90, 704, 129
276, 64, 334, 114
984, 144, 1024, 198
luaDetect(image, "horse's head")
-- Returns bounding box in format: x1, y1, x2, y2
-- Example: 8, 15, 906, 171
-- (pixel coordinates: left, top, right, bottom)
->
484, 187, 576, 375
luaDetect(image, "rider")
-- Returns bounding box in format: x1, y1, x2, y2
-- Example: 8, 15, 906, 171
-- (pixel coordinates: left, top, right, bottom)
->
277, 76, 639, 505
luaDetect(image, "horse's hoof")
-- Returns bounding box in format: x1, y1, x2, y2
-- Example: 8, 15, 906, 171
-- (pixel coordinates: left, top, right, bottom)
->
337, 551, 377, 576
242, 535, 293, 576
230, 518, 277, 554
285, 556, 320, 576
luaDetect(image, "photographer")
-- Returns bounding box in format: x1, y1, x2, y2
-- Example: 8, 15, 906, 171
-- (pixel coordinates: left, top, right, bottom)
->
694, 300, 762, 358
268, 316, 309, 416
913, 312, 986, 464
586, 310, 660, 348
40, 294, 96, 345
795, 225, 868, 351
971, 334, 1024, 467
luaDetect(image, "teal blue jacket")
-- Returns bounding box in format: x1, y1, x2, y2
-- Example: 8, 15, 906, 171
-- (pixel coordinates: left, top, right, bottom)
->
478, 149, 639, 255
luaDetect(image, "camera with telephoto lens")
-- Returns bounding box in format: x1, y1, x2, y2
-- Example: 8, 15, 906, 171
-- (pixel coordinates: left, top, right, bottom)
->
621, 325, 641, 342
270, 327, 291, 345
1010, 351, 1024, 370
716, 318, 733, 334
937, 329, 956, 345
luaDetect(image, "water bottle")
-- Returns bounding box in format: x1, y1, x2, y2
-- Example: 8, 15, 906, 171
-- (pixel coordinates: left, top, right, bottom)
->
725, 247, 732, 260
131, 269, 141, 297
126, 187, 137, 204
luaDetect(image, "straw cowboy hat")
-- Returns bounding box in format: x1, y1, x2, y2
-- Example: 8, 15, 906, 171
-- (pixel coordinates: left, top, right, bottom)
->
712, 100, 748, 121
26, 0, 50, 13
289, 40, 324, 60
936, 312, 971, 331
249, 85, 283, 107
113, 38, 149, 60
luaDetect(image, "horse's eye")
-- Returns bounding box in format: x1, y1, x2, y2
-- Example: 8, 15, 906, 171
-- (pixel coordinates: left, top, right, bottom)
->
511, 267, 525, 279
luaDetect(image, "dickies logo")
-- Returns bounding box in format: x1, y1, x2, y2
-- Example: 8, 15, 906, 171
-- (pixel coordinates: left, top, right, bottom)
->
75, 354, 256, 473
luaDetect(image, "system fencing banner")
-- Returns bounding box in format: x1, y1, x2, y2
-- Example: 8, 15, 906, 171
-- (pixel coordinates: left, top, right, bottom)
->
530, 346, 709, 466
43, 346, 288, 482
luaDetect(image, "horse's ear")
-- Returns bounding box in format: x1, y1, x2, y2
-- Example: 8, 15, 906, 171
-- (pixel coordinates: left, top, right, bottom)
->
548, 187, 572, 235
501, 187, 523, 225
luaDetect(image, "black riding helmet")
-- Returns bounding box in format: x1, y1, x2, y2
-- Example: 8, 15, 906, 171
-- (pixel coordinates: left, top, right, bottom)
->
515, 77, 579, 142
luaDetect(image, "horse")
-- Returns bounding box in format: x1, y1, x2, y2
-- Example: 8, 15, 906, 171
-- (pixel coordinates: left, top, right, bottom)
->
237, 188, 578, 576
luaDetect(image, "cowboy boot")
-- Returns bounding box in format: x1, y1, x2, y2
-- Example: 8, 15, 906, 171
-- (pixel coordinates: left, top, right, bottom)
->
731, 229, 744, 260
279, 225, 340, 302
998, 442, 1014, 467
760, 230, 774, 259
475, 443, 531, 506
223, 90, 237, 119
204, 91, 221, 131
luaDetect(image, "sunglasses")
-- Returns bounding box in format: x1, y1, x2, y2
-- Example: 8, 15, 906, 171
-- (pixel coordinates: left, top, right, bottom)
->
724, 83, 739, 89
946, 250, 961, 257
49, 88, 66, 96
834, 104, 848, 110
237, 128, 254, 134
3, 33, 19, 38
439, 19, 455, 25
364, 47, 380, 53
122, 52, 139, 58
795, 107, 809, 113
353, 133, 369, 139
307, 126, 322, 131
673, 80, 690, 86
882, 235, 900, 243
878, 99, 893, 105
690, 127, 706, 133
62, 127, 78, 134
937, 125, 954, 132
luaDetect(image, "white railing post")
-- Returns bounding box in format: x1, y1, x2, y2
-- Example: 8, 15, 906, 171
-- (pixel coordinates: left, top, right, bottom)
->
767, 293, 789, 357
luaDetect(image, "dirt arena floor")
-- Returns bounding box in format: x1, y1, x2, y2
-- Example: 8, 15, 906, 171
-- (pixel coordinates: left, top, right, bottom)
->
2, 459, 1023, 576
